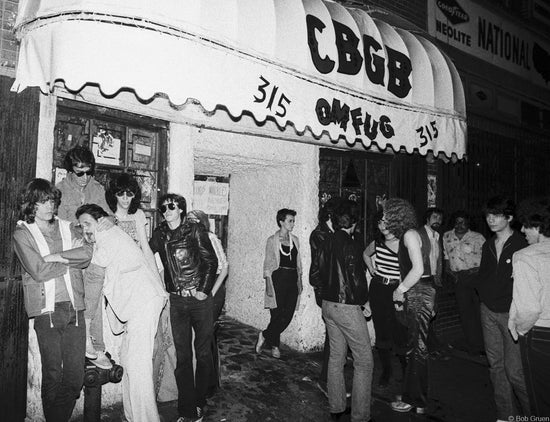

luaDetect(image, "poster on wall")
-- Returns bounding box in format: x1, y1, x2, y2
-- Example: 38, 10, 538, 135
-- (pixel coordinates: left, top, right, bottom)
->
92, 130, 121, 166
193, 181, 229, 215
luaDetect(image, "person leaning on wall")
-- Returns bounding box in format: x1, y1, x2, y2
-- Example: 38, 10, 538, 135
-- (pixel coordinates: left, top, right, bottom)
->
149, 193, 218, 422
256, 208, 303, 359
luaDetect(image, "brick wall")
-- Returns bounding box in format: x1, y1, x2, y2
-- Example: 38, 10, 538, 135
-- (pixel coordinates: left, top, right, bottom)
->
0, 0, 18, 72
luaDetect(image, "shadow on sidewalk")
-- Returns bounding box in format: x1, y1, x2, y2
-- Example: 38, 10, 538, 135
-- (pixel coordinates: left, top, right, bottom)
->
98, 316, 496, 422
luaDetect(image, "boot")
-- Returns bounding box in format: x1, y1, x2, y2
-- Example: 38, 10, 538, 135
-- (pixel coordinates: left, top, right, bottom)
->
377, 348, 392, 388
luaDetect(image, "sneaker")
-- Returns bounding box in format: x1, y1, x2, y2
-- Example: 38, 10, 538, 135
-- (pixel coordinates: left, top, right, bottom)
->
85, 337, 98, 359
271, 346, 281, 359
91, 351, 112, 370
255, 332, 265, 354
175, 407, 203, 422
391, 400, 413, 412
196, 407, 204, 422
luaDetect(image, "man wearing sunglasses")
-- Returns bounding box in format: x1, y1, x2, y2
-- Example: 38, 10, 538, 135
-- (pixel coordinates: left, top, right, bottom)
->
56, 146, 110, 222
56, 146, 114, 369
149, 193, 218, 422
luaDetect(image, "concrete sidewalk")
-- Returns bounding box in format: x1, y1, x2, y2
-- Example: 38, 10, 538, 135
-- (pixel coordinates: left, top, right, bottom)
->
99, 315, 497, 422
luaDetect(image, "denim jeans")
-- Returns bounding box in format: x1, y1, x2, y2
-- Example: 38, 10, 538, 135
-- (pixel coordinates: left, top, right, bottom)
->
170, 293, 214, 418
402, 279, 436, 408
520, 326, 550, 416
263, 268, 298, 348
34, 301, 85, 422
322, 300, 373, 422
480, 303, 530, 419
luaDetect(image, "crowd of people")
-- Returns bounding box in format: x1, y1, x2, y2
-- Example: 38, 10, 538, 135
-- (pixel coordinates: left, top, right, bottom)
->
306, 195, 549, 421
13, 146, 227, 422
12, 144, 550, 422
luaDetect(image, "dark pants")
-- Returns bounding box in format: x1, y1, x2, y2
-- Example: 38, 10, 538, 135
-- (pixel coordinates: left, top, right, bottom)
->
454, 271, 484, 353
480, 304, 530, 419
263, 268, 298, 348
370, 276, 407, 354
402, 279, 436, 408
520, 327, 550, 417
34, 301, 86, 422
170, 294, 214, 418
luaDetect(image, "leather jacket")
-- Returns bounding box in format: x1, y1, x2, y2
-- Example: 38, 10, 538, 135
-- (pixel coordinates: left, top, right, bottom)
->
149, 220, 218, 294
318, 229, 368, 305
309, 221, 333, 307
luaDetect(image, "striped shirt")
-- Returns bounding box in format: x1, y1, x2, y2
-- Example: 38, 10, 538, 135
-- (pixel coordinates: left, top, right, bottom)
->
375, 241, 400, 279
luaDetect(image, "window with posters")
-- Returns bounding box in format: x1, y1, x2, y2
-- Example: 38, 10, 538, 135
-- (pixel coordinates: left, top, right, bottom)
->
52, 98, 168, 237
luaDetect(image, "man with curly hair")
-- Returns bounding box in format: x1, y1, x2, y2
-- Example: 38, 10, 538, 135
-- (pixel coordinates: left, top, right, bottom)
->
384, 198, 435, 414
508, 197, 550, 416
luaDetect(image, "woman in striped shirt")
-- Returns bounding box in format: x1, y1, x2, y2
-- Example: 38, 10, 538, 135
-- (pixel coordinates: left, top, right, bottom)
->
364, 211, 407, 388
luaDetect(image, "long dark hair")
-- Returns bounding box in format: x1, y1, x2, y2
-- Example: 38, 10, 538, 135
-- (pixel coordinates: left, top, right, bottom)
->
106, 173, 142, 214
19, 178, 62, 223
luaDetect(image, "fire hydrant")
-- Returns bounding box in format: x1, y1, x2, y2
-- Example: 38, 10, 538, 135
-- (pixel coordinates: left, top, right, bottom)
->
83, 353, 123, 422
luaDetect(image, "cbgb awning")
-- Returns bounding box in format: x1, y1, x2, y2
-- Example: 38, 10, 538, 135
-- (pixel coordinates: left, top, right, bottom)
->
12, 0, 467, 159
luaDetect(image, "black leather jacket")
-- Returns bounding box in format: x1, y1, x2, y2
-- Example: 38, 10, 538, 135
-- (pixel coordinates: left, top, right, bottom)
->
309, 221, 333, 307
149, 220, 218, 294
318, 229, 368, 305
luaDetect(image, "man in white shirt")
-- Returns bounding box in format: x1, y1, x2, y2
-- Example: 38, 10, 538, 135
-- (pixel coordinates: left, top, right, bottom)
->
443, 211, 485, 355
509, 197, 550, 417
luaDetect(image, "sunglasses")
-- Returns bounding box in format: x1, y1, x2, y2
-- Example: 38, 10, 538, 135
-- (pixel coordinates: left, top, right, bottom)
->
159, 203, 177, 213
115, 190, 135, 198
74, 169, 92, 177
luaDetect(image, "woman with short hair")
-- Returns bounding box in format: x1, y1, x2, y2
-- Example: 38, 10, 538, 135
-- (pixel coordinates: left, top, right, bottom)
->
256, 208, 303, 359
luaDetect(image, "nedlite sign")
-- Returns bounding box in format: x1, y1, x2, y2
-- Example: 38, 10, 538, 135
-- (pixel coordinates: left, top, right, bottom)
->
428, 0, 550, 88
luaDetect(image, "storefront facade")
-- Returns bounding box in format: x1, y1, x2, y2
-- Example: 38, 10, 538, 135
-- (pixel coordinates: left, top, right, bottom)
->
2, 0, 468, 419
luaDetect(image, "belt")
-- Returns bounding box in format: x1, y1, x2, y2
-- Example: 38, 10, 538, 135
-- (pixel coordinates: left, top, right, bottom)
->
279, 267, 297, 270
172, 287, 197, 297
421, 275, 434, 279
378, 276, 400, 285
